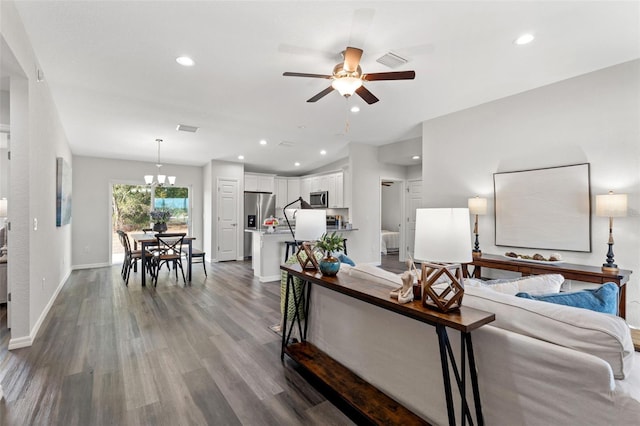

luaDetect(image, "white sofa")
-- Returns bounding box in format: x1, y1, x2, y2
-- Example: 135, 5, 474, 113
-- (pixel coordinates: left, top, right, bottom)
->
305, 264, 640, 425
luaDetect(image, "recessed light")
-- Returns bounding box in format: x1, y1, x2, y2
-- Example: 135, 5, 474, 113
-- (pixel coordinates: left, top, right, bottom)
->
350, 106, 360, 113
412, 155, 420, 160
320, 150, 327, 155
259, 139, 267, 145
294, 162, 300, 167
514, 34, 535, 45
176, 56, 195, 66
238, 155, 245, 160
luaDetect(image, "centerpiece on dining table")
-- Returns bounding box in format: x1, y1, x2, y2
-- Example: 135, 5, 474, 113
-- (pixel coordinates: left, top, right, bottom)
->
150, 209, 171, 233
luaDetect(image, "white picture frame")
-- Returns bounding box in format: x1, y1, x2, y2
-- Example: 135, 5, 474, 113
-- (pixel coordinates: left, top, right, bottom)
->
494, 163, 591, 252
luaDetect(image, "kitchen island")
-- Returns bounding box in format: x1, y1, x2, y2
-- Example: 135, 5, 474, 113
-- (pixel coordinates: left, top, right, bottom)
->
245, 227, 357, 282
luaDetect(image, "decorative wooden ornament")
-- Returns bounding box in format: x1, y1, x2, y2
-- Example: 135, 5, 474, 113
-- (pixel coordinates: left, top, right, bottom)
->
421, 262, 465, 312
296, 242, 320, 270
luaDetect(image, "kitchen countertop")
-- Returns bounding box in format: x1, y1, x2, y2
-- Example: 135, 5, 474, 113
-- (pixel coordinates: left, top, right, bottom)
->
245, 227, 358, 235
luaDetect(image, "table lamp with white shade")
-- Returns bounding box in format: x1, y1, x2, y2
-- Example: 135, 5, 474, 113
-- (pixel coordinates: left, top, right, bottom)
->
595, 191, 627, 273
414, 208, 473, 312
468, 196, 487, 257
294, 209, 326, 270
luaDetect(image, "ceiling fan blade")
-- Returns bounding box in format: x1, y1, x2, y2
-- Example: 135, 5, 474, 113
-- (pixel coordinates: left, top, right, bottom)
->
362, 70, 416, 81
343, 47, 363, 73
355, 86, 379, 105
283, 72, 332, 79
307, 86, 335, 102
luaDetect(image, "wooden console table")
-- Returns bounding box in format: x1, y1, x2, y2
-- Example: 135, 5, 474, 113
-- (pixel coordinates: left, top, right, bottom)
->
465, 254, 632, 318
281, 263, 495, 426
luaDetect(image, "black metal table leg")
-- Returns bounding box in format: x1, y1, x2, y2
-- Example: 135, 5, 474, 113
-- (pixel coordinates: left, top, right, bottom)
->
280, 273, 292, 360
281, 273, 310, 361
436, 324, 456, 426
466, 333, 484, 426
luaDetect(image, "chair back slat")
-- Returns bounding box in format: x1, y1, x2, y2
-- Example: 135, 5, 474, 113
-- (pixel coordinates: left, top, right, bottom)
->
155, 233, 186, 256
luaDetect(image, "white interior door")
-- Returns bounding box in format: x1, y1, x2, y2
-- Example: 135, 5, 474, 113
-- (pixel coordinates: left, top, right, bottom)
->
217, 178, 238, 261
405, 179, 422, 260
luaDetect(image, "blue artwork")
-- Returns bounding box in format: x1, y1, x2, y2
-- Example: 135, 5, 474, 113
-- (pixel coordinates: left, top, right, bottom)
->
56, 157, 72, 226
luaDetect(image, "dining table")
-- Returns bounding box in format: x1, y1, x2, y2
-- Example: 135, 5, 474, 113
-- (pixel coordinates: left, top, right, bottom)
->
131, 233, 196, 287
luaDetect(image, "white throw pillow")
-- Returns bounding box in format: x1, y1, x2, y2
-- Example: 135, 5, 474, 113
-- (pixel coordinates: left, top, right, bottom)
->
464, 274, 564, 296
464, 285, 634, 379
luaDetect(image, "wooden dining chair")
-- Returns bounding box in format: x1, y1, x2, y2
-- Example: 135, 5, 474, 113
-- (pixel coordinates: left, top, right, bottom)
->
117, 230, 153, 286
190, 248, 207, 276
151, 233, 187, 286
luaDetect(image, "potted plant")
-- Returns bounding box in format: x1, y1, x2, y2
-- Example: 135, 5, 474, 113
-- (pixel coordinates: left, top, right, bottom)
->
150, 209, 171, 233
315, 231, 345, 276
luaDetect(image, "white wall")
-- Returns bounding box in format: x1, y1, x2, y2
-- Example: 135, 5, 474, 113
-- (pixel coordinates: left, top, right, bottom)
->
72, 156, 204, 267
1, 0, 73, 347
0, 90, 8, 198
407, 164, 422, 180
422, 60, 640, 326
349, 143, 407, 264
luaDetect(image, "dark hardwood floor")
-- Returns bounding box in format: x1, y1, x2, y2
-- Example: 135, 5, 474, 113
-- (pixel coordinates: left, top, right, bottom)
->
0, 260, 358, 425
0, 256, 409, 425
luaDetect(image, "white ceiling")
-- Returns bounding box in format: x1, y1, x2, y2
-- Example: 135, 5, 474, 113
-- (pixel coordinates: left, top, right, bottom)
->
10, 1, 640, 174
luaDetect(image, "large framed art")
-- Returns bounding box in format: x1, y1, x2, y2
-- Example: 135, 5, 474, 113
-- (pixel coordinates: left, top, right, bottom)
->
494, 163, 591, 252
56, 157, 72, 227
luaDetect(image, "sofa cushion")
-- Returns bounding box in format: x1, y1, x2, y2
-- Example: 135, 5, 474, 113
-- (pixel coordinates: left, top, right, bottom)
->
465, 274, 564, 296
516, 283, 618, 315
464, 285, 634, 379
348, 264, 402, 288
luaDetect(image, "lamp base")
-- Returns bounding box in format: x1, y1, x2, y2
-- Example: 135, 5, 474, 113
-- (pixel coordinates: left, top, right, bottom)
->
421, 262, 464, 312
296, 242, 320, 271
472, 250, 482, 258
602, 264, 619, 274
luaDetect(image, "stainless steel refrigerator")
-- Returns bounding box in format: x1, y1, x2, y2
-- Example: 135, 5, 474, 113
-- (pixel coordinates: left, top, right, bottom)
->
243, 191, 276, 258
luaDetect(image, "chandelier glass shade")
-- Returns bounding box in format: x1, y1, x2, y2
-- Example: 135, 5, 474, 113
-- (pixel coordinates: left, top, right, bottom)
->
145, 139, 175, 186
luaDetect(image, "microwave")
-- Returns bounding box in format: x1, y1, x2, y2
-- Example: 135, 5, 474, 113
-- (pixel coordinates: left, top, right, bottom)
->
309, 191, 328, 208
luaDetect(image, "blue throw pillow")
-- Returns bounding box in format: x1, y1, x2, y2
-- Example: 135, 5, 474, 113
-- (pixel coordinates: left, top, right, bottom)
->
338, 253, 356, 266
516, 282, 618, 315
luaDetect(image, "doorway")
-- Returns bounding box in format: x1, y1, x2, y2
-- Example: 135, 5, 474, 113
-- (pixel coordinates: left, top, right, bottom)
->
380, 179, 405, 264
110, 184, 190, 263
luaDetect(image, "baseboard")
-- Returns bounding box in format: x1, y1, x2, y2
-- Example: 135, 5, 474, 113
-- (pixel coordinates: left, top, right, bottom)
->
8, 269, 70, 350
72, 262, 110, 270
259, 274, 280, 283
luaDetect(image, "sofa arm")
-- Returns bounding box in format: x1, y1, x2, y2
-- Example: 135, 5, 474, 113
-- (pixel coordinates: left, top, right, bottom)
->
475, 325, 618, 425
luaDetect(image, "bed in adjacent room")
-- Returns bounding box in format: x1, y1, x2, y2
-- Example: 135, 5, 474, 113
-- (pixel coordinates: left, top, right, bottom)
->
380, 230, 400, 254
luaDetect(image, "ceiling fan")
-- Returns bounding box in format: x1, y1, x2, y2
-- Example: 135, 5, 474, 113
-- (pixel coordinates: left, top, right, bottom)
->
283, 46, 416, 105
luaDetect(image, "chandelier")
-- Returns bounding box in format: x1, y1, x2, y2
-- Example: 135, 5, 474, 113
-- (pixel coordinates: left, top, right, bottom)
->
144, 138, 176, 186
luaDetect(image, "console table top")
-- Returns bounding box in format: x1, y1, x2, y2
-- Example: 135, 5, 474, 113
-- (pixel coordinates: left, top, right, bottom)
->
469, 253, 631, 284
281, 263, 495, 333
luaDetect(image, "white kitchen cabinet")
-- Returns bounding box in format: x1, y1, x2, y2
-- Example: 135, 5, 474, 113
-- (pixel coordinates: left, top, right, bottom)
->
244, 174, 258, 191
274, 177, 288, 208
333, 173, 344, 208
300, 177, 312, 202
257, 175, 274, 192
287, 178, 301, 204
245, 173, 275, 193
297, 171, 345, 207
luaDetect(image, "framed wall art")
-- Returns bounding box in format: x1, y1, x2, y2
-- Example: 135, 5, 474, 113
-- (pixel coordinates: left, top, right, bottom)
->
494, 163, 591, 252
56, 157, 72, 227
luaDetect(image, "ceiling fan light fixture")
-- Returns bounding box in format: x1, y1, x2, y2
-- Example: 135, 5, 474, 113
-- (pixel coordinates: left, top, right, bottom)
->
332, 76, 363, 97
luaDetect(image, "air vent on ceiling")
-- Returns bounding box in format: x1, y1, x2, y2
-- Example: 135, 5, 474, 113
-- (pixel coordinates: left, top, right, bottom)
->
376, 52, 408, 69
278, 141, 296, 147
176, 124, 199, 133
